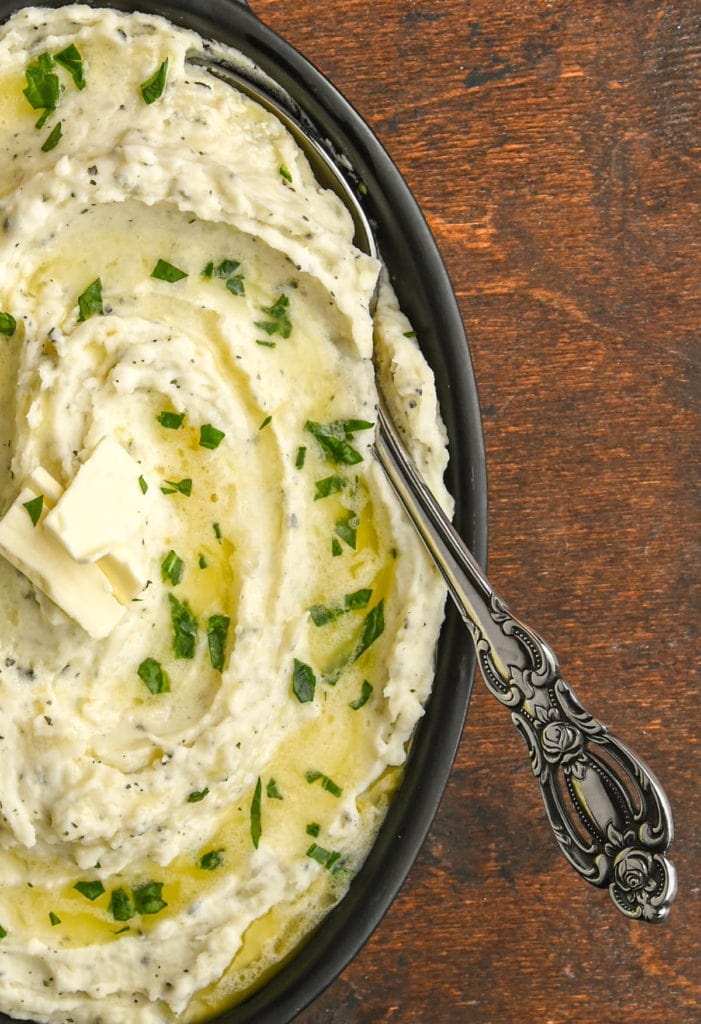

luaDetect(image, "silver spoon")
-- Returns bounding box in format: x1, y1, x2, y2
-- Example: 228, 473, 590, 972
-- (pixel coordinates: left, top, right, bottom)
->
193, 53, 676, 922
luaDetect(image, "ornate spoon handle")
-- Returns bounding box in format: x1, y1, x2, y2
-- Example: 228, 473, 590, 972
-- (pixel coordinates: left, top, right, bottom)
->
375, 395, 676, 921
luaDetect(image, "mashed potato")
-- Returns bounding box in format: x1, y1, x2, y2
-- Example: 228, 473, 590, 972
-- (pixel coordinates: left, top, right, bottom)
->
0, 6, 450, 1022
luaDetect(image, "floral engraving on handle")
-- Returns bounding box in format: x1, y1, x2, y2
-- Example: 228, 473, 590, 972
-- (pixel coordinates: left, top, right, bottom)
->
476, 594, 676, 921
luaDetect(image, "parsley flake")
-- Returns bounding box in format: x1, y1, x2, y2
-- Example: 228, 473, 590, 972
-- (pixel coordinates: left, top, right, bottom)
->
161, 549, 184, 586
140, 59, 168, 104
292, 659, 316, 703
169, 594, 198, 659
137, 657, 170, 695
54, 43, 85, 90
108, 888, 135, 922
350, 679, 374, 710
250, 777, 262, 849
0, 313, 16, 336
187, 788, 209, 803
73, 880, 105, 901
199, 423, 225, 450
49, 911, 61, 926
207, 614, 230, 672
161, 478, 192, 496
23, 53, 60, 115
254, 293, 291, 338
132, 881, 167, 915
266, 778, 283, 800
41, 121, 62, 152
157, 410, 184, 429
77, 278, 104, 321
151, 258, 188, 283
199, 849, 225, 870
305, 419, 373, 465
22, 494, 43, 526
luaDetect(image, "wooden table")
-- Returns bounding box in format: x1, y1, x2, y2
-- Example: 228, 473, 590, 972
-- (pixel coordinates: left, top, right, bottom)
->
251, 2, 699, 1021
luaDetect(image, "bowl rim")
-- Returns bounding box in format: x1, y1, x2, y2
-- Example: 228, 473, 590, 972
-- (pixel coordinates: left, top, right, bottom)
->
0, 2, 489, 1022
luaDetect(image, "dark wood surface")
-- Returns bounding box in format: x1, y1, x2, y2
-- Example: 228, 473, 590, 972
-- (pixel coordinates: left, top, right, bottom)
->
252, 2, 699, 1022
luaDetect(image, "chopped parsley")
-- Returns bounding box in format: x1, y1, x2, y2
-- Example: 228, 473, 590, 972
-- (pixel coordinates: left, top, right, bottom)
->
22, 494, 43, 526
350, 679, 374, 710
305, 770, 343, 797
151, 258, 188, 283
314, 474, 345, 500
255, 293, 291, 339
161, 477, 192, 496
199, 849, 225, 870
140, 58, 168, 104
203, 258, 245, 295
306, 842, 342, 871
331, 537, 343, 557
259, 414, 272, 431
41, 121, 62, 152
305, 419, 373, 465
161, 549, 184, 586
138, 474, 148, 494
309, 588, 372, 626
250, 776, 262, 849
198, 554, 207, 569
169, 594, 198, 659
23, 53, 60, 118
352, 599, 385, 661
266, 778, 283, 800
334, 508, 359, 549
157, 410, 184, 429
306, 822, 320, 837
73, 880, 105, 901
132, 881, 167, 915
295, 446, 306, 469
292, 658, 316, 703
77, 278, 104, 321
108, 888, 135, 922
199, 423, 225, 450
279, 164, 292, 183
0, 313, 16, 336
48, 911, 61, 926
187, 787, 209, 803
213, 521, 222, 542
54, 43, 85, 90
206, 614, 230, 671
137, 657, 170, 695
0, 924, 6, 939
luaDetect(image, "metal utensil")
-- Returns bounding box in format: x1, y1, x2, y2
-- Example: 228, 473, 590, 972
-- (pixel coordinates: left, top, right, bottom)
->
194, 54, 676, 922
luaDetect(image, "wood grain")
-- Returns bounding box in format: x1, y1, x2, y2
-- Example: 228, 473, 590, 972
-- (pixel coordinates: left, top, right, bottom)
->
249, 1, 699, 1021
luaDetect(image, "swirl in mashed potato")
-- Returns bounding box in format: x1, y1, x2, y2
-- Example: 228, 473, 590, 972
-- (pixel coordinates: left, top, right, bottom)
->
0, 6, 451, 1022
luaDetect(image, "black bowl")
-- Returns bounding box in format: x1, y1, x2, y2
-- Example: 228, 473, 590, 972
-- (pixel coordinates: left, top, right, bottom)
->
0, 1, 488, 1021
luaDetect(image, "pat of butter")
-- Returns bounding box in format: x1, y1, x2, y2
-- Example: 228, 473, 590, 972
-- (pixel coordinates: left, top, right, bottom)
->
0, 483, 125, 639
44, 437, 148, 563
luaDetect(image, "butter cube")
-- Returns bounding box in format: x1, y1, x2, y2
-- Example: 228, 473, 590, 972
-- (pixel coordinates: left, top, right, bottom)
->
44, 437, 148, 562
0, 484, 125, 639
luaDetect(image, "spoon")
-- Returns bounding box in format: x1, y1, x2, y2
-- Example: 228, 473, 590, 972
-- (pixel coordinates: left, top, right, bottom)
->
193, 53, 676, 922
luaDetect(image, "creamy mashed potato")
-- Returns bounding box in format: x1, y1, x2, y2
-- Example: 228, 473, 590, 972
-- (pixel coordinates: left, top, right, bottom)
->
0, 6, 451, 1022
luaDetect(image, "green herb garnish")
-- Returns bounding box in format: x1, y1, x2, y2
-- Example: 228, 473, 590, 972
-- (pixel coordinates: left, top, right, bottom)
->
295, 446, 306, 469
259, 415, 272, 431
305, 419, 373, 465
73, 880, 105, 901
108, 888, 135, 922
161, 549, 184, 586
254, 293, 291, 338
207, 614, 230, 671
350, 679, 374, 710
352, 599, 385, 661
309, 588, 373, 626
331, 537, 343, 557
140, 58, 168, 104
0, 313, 16, 336
132, 881, 167, 915
279, 164, 292, 183
306, 822, 320, 837
0, 924, 6, 939
157, 410, 184, 429
250, 776, 262, 849
137, 657, 170, 695
48, 911, 61, 926
168, 594, 197, 659
292, 658, 316, 703
199, 849, 225, 870
54, 43, 85, 90
22, 494, 43, 526
213, 521, 222, 541
138, 474, 148, 494
198, 554, 207, 569
306, 842, 342, 870
151, 258, 188, 283
23, 53, 60, 116
77, 278, 104, 321
161, 478, 192, 496
199, 423, 225, 450
305, 770, 342, 797
266, 778, 283, 800
187, 788, 209, 803
41, 121, 62, 152
314, 475, 345, 500
334, 508, 359, 549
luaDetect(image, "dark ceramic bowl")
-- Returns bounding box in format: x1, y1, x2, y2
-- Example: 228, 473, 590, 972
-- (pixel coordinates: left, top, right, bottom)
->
0, 1, 488, 1021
